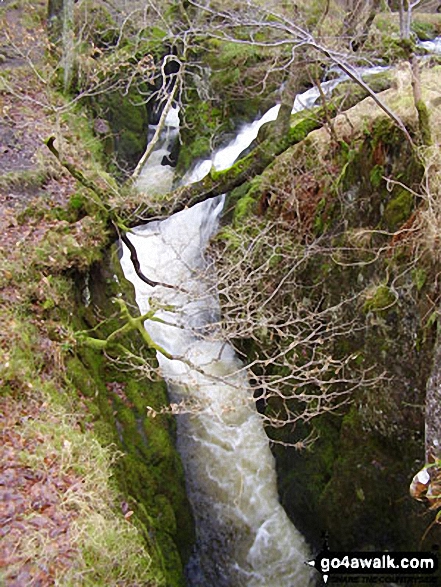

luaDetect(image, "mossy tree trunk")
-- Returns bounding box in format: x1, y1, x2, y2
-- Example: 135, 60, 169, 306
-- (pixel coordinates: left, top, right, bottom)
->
397, 1, 431, 145
46, 108, 327, 227
61, 0, 75, 94
47, 0, 64, 44
47, 0, 76, 93
275, 64, 308, 137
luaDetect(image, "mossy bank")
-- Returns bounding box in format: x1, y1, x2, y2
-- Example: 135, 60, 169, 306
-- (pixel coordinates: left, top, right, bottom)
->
66, 251, 195, 586
221, 72, 441, 555
0, 1, 194, 580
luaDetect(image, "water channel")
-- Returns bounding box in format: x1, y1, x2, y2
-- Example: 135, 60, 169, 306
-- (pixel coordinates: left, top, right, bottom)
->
118, 71, 381, 586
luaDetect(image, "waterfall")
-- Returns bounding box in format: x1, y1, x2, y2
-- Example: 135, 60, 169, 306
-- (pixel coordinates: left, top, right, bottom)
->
118, 73, 389, 584
419, 36, 441, 54
135, 105, 180, 195
119, 198, 311, 585
183, 78, 344, 182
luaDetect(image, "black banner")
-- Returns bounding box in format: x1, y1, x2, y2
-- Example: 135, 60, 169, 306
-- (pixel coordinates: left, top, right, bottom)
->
307, 546, 438, 584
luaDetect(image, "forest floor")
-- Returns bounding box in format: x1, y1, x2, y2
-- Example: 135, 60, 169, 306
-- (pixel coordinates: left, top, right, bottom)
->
0, 0, 76, 261
0, 2, 134, 585
0, 3, 84, 585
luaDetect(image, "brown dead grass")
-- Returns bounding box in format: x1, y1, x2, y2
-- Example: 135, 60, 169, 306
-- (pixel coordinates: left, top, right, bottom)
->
0, 2, 163, 585
0, 395, 81, 586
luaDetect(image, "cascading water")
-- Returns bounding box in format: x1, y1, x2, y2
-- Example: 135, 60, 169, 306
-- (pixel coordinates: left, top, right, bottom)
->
120, 198, 311, 586
184, 78, 343, 183
135, 105, 180, 195
420, 36, 441, 54
119, 73, 385, 585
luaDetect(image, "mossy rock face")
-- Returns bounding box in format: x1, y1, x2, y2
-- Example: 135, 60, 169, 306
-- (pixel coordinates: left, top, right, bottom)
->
91, 87, 149, 172
66, 251, 194, 586
221, 111, 441, 551
267, 249, 439, 552
338, 117, 423, 233
317, 407, 425, 551
273, 416, 341, 545
177, 92, 233, 176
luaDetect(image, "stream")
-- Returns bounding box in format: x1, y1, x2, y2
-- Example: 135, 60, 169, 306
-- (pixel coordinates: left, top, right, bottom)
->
118, 71, 380, 586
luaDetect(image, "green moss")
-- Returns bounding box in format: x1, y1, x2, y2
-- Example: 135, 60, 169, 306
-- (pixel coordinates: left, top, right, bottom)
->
369, 164, 384, 189
313, 197, 328, 235
412, 20, 437, 42
233, 195, 256, 224
383, 188, 414, 231
60, 103, 107, 166
91, 87, 149, 170
363, 284, 396, 313
66, 355, 98, 398
416, 99, 432, 146
177, 100, 229, 175
337, 143, 358, 190
371, 117, 404, 150
69, 191, 86, 210
287, 113, 328, 143
177, 136, 211, 176
64, 255, 195, 585
224, 181, 251, 217
32, 220, 106, 272
412, 267, 427, 292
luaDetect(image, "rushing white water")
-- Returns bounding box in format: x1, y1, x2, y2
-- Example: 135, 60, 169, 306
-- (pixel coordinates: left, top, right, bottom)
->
419, 36, 441, 54
120, 198, 312, 585
183, 66, 387, 185
119, 76, 374, 585
184, 78, 343, 183
135, 106, 180, 195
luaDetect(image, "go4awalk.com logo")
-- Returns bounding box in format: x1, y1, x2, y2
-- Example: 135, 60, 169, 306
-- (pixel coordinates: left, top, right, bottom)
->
306, 542, 438, 584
